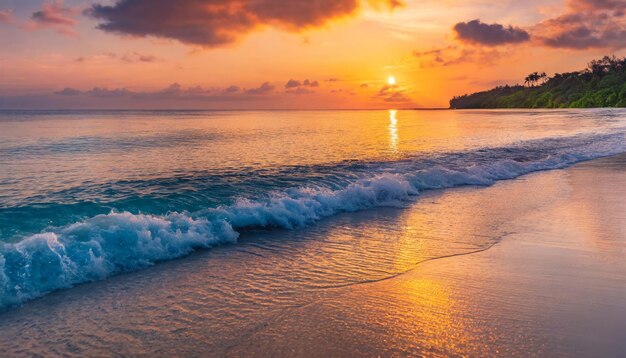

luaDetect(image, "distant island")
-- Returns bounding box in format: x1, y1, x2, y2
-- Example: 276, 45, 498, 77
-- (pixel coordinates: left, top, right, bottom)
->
450, 56, 626, 109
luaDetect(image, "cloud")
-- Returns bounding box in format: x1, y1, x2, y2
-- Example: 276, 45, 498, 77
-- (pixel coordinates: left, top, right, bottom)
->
413, 47, 448, 63
85, 0, 402, 47
0, 9, 13, 23
86, 87, 133, 98
244, 82, 275, 95
284, 79, 320, 90
413, 46, 501, 67
303, 79, 319, 87
374, 84, 411, 103
4, 82, 286, 109
383, 91, 411, 103
54, 88, 82, 96
118, 52, 158, 62
31, 0, 79, 35
285, 79, 301, 88
54, 87, 132, 98
75, 52, 160, 63
534, 0, 626, 49
569, 0, 626, 11
224, 85, 240, 93
52, 82, 281, 101
443, 0, 626, 53
286, 87, 315, 95
453, 19, 530, 46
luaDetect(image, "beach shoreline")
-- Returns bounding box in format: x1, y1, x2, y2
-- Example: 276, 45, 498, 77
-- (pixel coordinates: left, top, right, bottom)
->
226, 154, 626, 357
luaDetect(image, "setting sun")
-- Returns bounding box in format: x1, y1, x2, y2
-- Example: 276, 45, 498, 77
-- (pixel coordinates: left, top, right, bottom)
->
388, 76, 396, 86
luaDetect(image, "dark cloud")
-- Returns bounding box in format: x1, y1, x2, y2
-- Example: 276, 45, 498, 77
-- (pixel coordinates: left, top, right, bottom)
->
245, 82, 275, 95
535, 0, 626, 49
442, 0, 626, 54
303, 79, 319, 87
31, 0, 78, 35
453, 19, 530, 46
541, 25, 598, 49
285, 79, 301, 88
284, 79, 319, 93
86, 0, 402, 47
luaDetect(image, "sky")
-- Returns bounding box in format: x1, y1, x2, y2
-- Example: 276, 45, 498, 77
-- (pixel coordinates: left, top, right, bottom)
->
0, 0, 625, 109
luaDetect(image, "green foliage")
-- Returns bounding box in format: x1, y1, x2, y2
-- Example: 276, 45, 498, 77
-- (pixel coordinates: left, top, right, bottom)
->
450, 55, 626, 109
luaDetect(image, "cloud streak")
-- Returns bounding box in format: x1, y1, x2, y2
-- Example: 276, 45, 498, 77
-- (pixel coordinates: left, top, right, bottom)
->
54, 82, 280, 99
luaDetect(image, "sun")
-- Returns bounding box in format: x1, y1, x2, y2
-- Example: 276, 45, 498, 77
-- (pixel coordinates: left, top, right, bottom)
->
388, 76, 396, 86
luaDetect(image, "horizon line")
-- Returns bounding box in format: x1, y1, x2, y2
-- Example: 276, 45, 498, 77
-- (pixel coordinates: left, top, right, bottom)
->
0, 107, 452, 111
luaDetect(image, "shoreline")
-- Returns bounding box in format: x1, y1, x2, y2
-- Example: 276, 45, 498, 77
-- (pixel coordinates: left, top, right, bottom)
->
226, 154, 626, 356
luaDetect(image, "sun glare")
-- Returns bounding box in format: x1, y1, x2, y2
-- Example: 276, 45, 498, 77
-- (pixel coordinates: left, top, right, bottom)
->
388, 76, 396, 86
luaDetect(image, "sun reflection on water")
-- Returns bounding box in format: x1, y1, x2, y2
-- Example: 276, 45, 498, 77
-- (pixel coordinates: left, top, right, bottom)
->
389, 109, 398, 153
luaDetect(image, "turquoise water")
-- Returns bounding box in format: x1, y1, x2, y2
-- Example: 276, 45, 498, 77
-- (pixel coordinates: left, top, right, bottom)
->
0, 109, 624, 309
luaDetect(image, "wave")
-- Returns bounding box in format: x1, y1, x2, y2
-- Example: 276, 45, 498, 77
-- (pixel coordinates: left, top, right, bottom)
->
1, 132, 624, 309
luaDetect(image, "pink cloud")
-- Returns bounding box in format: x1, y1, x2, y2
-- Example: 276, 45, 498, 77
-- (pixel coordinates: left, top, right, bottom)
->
30, 0, 79, 35
0, 9, 13, 23
534, 0, 626, 49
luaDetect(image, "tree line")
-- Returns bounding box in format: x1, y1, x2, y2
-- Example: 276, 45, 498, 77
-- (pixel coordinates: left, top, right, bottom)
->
450, 56, 626, 109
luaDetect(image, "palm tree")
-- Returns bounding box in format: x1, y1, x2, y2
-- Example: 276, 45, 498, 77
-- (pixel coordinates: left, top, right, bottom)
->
524, 72, 548, 87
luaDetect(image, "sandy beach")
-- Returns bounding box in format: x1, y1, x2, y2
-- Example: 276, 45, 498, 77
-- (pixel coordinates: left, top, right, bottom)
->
0, 153, 624, 356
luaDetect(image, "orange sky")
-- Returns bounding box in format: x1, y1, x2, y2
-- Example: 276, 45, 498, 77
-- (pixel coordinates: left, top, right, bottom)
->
0, 0, 624, 109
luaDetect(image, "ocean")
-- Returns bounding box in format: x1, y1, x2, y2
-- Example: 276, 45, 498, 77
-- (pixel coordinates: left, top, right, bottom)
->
0, 108, 625, 311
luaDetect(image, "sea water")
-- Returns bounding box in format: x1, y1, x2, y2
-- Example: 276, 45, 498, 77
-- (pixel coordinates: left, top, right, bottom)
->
0, 109, 625, 309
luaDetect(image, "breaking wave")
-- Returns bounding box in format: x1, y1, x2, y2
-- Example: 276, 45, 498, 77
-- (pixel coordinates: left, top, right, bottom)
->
1, 132, 624, 309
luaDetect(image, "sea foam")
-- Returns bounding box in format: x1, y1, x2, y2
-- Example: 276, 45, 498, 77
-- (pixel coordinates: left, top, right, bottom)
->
0, 132, 624, 309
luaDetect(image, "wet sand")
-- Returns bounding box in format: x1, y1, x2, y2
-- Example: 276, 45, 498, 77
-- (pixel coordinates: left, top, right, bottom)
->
228, 154, 626, 357
0, 154, 625, 356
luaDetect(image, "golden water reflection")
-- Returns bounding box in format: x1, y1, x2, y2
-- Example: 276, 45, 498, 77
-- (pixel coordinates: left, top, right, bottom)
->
389, 109, 398, 153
